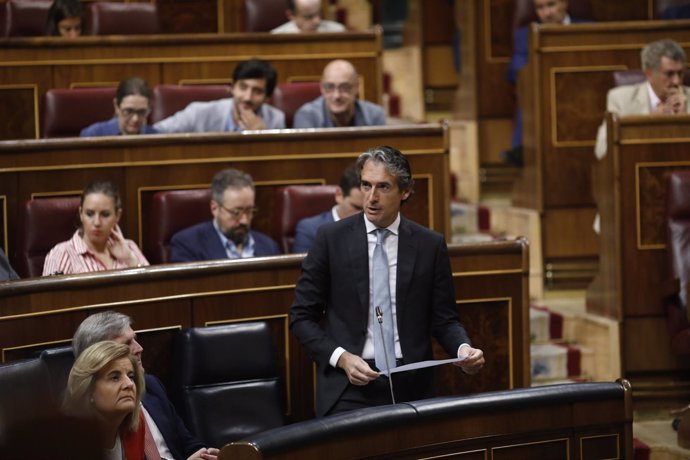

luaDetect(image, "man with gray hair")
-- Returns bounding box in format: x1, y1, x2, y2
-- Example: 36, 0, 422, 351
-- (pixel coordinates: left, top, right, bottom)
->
169, 168, 280, 262
595, 39, 689, 158
73, 311, 219, 460
290, 146, 484, 417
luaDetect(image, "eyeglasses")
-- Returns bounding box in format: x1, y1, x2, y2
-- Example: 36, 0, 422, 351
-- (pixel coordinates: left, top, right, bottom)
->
119, 107, 151, 118
322, 82, 355, 94
217, 203, 259, 219
660, 70, 685, 79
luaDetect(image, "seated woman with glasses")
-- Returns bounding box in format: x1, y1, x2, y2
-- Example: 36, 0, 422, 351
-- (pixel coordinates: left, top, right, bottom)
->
80, 77, 158, 137
43, 180, 149, 275
63, 341, 146, 460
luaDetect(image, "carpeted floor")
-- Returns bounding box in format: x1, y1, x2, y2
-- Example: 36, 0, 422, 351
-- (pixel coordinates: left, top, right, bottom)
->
634, 418, 690, 460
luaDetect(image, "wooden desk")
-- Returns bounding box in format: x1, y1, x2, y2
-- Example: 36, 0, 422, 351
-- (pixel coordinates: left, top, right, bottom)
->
451, 1, 660, 193
221, 379, 632, 460
0, 124, 448, 269
512, 20, 690, 287
0, 239, 530, 421
0, 30, 381, 140
587, 114, 690, 408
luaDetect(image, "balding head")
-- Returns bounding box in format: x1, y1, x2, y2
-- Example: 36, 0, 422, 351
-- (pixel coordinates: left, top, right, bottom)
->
320, 59, 359, 125
287, 0, 323, 32
322, 59, 358, 85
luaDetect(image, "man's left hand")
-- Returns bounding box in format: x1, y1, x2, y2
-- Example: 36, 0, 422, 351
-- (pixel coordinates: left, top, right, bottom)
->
454, 346, 485, 375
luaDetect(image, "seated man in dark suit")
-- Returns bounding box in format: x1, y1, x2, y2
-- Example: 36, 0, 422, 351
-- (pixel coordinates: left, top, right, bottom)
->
292, 164, 363, 253
170, 169, 280, 262
503, 0, 588, 166
72, 311, 219, 460
0, 248, 19, 281
293, 59, 386, 129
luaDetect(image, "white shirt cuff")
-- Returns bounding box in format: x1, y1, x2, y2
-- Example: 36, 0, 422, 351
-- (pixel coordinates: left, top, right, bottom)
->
329, 346, 346, 368
457, 343, 471, 359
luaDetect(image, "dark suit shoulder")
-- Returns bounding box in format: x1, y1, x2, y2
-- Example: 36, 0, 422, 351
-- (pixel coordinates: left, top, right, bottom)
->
400, 216, 444, 241
250, 230, 281, 255
170, 220, 214, 242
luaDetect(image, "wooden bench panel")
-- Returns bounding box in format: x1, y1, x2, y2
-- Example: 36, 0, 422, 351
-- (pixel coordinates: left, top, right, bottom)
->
0, 31, 382, 140
0, 125, 449, 271
0, 239, 530, 421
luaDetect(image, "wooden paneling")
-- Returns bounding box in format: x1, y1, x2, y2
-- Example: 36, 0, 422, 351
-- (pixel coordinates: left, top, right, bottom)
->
0, 239, 530, 421
0, 125, 449, 271
587, 114, 690, 406
512, 20, 690, 284
0, 30, 382, 140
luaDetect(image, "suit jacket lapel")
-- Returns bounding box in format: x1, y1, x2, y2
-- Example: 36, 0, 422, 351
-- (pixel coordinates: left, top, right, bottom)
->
347, 215, 370, 317
632, 82, 651, 114
396, 217, 417, 322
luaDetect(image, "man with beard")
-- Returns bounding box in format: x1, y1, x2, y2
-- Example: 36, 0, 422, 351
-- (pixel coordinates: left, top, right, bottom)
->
293, 59, 386, 129
169, 169, 280, 262
154, 59, 285, 133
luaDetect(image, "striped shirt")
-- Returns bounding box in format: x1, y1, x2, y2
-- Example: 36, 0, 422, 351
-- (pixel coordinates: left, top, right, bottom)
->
42, 230, 149, 276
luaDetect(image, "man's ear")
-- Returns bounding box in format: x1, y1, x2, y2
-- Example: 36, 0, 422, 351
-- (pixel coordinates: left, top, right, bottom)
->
334, 186, 344, 204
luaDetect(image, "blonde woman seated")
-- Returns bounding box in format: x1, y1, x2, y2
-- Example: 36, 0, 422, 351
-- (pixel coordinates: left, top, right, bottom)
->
63, 341, 146, 460
43, 180, 149, 275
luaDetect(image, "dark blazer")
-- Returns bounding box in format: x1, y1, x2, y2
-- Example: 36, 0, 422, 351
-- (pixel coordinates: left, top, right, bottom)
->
292, 210, 334, 253
507, 18, 589, 84
169, 220, 281, 262
0, 248, 18, 281
143, 374, 205, 459
290, 213, 471, 416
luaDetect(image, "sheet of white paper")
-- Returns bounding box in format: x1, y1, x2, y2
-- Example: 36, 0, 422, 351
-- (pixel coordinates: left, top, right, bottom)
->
380, 357, 465, 376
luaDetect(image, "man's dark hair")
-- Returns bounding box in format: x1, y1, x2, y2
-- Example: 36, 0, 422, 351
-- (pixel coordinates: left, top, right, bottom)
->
211, 168, 255, 204
340, 164, 360, 197
356, 145, 414, 203
286, 0, 296, 13
233, 59, 278, 97
115, 77, 153, 106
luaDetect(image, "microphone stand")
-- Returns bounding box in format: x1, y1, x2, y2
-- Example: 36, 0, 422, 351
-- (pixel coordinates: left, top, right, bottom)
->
376, 306, 396, 404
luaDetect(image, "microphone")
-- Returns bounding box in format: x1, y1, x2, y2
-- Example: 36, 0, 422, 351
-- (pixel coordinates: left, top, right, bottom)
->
375, 305, 396, 404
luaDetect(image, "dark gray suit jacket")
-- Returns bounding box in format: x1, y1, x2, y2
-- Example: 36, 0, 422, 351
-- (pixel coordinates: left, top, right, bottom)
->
0, 249, 18, 281
289, 213, 470, 416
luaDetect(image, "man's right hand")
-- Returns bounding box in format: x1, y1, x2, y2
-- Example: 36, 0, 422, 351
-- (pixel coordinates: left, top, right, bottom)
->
656, 87, 688, 114
337, 351, 380, 385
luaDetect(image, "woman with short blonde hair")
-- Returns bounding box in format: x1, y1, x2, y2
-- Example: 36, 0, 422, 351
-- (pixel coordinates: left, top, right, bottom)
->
63, 341, 146, 459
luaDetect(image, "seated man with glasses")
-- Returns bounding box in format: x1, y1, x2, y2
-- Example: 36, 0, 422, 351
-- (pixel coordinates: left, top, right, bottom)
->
169, 168, 280, 262
293, 59, 386, 129
80, 77, 158, 136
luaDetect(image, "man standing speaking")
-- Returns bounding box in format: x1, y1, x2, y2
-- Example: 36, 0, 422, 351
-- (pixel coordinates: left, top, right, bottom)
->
290, 146, 484, 417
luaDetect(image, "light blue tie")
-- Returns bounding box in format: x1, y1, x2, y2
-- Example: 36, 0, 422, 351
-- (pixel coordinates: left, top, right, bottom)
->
373, 228, 396, 374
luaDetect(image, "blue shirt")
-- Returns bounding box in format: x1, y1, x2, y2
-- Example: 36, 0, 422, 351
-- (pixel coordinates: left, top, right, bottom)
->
212, 219, 257, 258
80, 117, 159, 137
